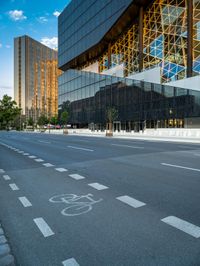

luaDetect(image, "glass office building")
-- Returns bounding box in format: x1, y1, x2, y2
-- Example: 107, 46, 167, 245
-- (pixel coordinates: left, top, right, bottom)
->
58, 0, 200, 129
14, 35, 60, 121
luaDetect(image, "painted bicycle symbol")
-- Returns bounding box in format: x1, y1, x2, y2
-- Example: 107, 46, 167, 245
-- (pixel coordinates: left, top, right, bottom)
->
49, 193, 103, 216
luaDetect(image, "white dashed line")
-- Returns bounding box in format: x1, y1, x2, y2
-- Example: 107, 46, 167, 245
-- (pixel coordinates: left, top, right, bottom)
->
55, 168, 68, 172
3, 175, 11, 180
43, 163, 54, 167
111, 144, 144, 149
9, 183, 19, 191
88, 182, 108, 190
62, 258, 80, 266
38, 140, 51, 144
35, 158, 44, 162
67, 145, 94, 152
116, 195, 146, 208
29, 155, 37, 159
69, 174, 85, 180
23, 153, 29, 155
17, 151, 24, 153
161, 163, 200, 172
33, 218, 54, 237
18, 197, 32, 207
194, 153, 200, 156
0, 169, 5, 173
161, 216, 200, 238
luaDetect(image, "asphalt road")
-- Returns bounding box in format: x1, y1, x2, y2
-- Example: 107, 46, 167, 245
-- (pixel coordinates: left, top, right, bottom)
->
0, 131, 200, 266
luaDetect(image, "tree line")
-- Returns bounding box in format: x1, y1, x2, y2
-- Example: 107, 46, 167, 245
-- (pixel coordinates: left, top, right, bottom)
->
0, 95, 69, 130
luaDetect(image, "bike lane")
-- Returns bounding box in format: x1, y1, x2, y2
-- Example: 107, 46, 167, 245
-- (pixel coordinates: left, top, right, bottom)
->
0, 140, 200, 266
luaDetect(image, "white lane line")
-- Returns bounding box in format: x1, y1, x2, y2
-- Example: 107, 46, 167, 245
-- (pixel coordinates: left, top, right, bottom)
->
43, 163, 54, 167
67, 145, 94, 152
9, 183, 19, 191
29, 155, 37, 159
35, 158, 44, 162
194, 153, 200, 156
38, 140, 51, 144
161, 216, 200, 238
3, 175, 11, 180
23, 153, 29, 155
116, 195, 146, 208
62, 258, 80, 266
17, 151, 24, 153
161, 163, 200, 172
33, 218, 54, 237
69, 174, 85, 180
88, 182, 109, 190
55, 168, 68, 172
111, 144, 144, 149
0, 169, 5, 173
18, 196, 32, 207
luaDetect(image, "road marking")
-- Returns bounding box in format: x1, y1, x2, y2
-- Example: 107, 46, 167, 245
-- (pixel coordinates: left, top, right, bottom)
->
0, 169, 5, 173
178, 145, 193, 149
35, 158, 44, 162
18, 197, 32, 207
9, 183, 19, 191
88, 182, 109, 190
161, 216, 200, 238
23, 153, 29, 155
62, 258, 80, 266
111, 144, 144, 149
33, 218, 54, 237
29, 155, 37, 159
17, 151, 24, 153
3, 175, 11, 180
43, 163, 54, 167
55, 168, 68, 172
116, 195, 146, 208
67, 145, 94, 152
194, 153, 200, 156
69, 174, 85, 180
161, 163, 200, 172
38, 140, 51, 144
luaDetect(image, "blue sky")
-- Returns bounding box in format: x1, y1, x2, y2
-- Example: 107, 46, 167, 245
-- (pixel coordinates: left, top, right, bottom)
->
0, 0, 71, 100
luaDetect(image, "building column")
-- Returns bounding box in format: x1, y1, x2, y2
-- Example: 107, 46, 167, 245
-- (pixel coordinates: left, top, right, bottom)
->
187, 0, 193, 78
108, 43, 111, 69
139, 6, 144, 72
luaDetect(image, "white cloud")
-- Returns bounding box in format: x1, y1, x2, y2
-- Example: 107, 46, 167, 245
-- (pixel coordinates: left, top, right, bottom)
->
37, 16, 48, 23
53, 11, 60, 17
8, 10, 27, 21
6, 45, 11, 49
41, 37, 58, 49
0, 43, 2, 48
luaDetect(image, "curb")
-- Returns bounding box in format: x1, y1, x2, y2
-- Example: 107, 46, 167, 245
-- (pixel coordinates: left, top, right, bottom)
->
0, 224, 15, 266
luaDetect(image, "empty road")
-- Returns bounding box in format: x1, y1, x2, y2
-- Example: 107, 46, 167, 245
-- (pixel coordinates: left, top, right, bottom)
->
0, 131, 200, 266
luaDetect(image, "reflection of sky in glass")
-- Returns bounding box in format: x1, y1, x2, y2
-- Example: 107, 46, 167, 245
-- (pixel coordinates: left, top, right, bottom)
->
160, 61, 185, 79
162, 6, 184, 25
193, 56, 200, 73
143, 35, 164, 59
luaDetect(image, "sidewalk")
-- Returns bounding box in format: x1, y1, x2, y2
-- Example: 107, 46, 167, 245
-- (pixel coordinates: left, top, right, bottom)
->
37, 128, 200, 144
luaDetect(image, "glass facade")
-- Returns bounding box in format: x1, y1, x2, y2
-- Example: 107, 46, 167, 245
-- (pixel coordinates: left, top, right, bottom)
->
99, 0, 200, 82
58, 0, 132, 69
14, 35, 60, 121
59, 69, 200, 129
58, 0, 200, 129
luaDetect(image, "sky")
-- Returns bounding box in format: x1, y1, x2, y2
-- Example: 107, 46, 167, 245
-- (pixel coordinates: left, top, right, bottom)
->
0, 0, 71, 100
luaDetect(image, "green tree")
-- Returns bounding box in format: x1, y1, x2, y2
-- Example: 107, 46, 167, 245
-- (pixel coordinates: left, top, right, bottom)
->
106, 106, 118, 136
61, 111, 69, 126
0, 95, 21, 130
27, 117, 34, 126
37, 114, 48, 127
50, 116, 58, 126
